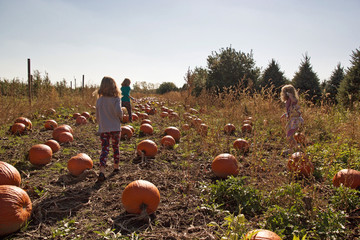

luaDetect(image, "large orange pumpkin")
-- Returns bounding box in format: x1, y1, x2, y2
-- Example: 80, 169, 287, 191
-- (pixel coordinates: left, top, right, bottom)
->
58, 132, 74, 143
287, 152, 314, 177
333, 169, 360, 189
0, 161, 21, 187
52, 125, 73, 141
44, 119, 58, 130
164, 127, 181, 142
125, 125, 135, 134
121, 180, 160, 214
14, 117, 32, 130
44, 139, 61, 153
211, 153, 239, 178
67, 153, 94, 176
137, 140, 158, 157
75, 116, 87, 125
224, 123, 236, 134
161, 135, 176, 148
11, 123, 26, 135
0, 185, 32, 236
233, 138, 250, 152
121, 126, 133, 140
28, 144, 53, 166
245, 229, 282, 240
140, 123, 153, 135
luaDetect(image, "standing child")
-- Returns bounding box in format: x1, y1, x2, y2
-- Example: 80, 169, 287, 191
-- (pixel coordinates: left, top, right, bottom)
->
96, 76, 123, 181
121, 78, 134, 122
280, 84, 304, 154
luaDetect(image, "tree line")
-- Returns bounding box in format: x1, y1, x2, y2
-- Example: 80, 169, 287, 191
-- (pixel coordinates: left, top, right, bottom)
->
157, 46, 360, 108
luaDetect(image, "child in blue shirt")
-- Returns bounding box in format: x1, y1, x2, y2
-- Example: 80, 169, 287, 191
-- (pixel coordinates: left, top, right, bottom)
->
121, 78, 134, 122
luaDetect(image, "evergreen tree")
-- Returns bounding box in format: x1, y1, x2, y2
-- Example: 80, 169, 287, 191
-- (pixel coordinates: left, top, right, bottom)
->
292, 54, 321, 102
206, 47, 260, 92
337, 48, 360, 108
258, 59, 288, 95
324, 63, 344, 104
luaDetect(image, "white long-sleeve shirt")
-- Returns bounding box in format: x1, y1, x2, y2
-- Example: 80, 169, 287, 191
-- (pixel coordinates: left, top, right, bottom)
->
96, 96, 123, 133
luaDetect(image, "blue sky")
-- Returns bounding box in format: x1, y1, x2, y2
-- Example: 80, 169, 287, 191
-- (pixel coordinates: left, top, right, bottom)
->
0, 0, 359, 88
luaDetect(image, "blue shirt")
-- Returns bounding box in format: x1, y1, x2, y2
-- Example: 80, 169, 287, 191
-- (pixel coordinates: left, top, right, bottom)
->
121, 86, 131, 102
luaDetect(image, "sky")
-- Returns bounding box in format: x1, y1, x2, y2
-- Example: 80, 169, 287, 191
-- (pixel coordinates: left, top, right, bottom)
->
0, 0, 359, 88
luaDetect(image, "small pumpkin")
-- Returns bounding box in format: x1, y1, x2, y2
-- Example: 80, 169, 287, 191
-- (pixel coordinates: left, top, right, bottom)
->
198, 123, 208, 136
189, 108, 198, 114
182, 124, 190, 131
287, 152, 314, 177
140, 123, 153, 135
161, 135, 176, 148
67, 153, 93, 176
294, 132, 306, 144
75, 116, 87, 125
0, 185, 32, 236
160, 112, 169, 118
224, 123, 236, 134
211, 153, 239, 178
28, 144, 53, 166
333, 169, 360, 189
191, 118, 202, 127
169, 112, 179, 120
44, 139, 61, 153
72, 113, 81, 119
138, 113, 149, 120
137, 140, 158, 157
233, 138, 250, 152
126, 125, 135, 134
81, 112, 90, 119
121, 126, 133, 140
14, 117, 32, 130
44, 119, 58, 130
245, 229, 282, 240
0, 161, 21, 186
141, 119, 152, 125
122, 115, 129, 123
52, 125, 73, 141
58, 132, 74, 143
241, 124, 252, 133
11, 123, 26, 135
121, 180, 160, 214
164, 127, 181, 142
132, 113, 139, 121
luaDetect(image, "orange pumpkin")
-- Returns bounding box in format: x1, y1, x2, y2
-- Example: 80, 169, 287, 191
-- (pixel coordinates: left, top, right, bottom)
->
211, 153, 239, 178
161, 135, 176, 148
0, 185, 32, 236
81, 112, 90, 119
233, 138, 250, 152
11, 123, 26, 135
132, 113, 139, 121
52, 125, 73, 141
169, 112, 179, 120
333, 169, 360, 189
198, 123, 208, 136
140, 123, 153, 135
191, 118, 202, 127
287, 152, 314, 177
138, 113, 149, 120
182, 124, 190, 131
44, 139, 61, 153
121, 180, 160, 214
73, 113, 81, 119
126, 125, 135, 133
46, 108, 56, 115
58, 132, 74, 143
0, 161, 21, 187
75, 116, 87, 125
160, 112, 169, 118
164, 127, 181, 142
14, 117, 32, 129
28, 144, 53, 166
241, 124, 252, 133
245, 229, 282, 240
122, 115, 129, 123
224, 123, 236, 134
137, 140, 158, 157
44, 120, 58, 130
121, 126, 133, 140
243, 119, 253, 126
67, 153, 93, 176
141, 119, 152, 125
189, 108, 198, 114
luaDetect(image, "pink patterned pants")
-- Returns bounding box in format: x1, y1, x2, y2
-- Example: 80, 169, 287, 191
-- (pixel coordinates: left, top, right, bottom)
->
99, 131, 121, 167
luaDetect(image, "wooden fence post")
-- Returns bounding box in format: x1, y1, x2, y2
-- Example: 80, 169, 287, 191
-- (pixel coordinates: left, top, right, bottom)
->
27, 58, 31, 105
82, 75, 85, 88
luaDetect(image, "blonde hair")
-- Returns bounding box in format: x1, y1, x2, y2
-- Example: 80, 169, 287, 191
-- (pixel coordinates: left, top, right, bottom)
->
97, 76, 121, 97
280, 84, 299, 102
121, 78, 131, 87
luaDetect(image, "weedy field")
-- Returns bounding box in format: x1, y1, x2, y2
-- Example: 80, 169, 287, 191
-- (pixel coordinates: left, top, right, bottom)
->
1, 88, 360, 240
